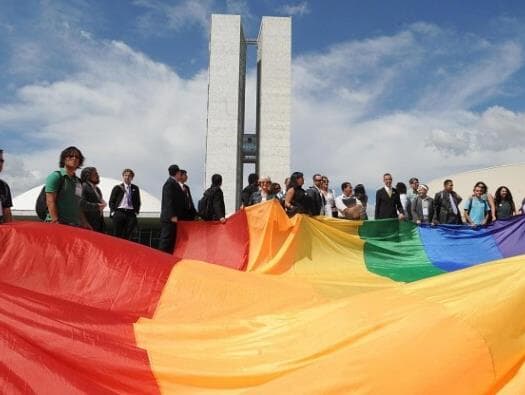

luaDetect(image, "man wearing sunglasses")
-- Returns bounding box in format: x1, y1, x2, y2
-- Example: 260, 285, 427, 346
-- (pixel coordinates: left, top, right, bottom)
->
0, 149, 13, 223
306, 173, 326, 216
45, 146, 90, 228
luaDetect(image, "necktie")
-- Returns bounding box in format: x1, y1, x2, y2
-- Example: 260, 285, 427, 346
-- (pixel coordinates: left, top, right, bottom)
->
127, 186, 132, 207
184, 185, 190, 208
449, 194, 457, 215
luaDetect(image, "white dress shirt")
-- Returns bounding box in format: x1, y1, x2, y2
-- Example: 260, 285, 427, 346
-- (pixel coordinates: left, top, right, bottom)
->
118, 183, 133, 209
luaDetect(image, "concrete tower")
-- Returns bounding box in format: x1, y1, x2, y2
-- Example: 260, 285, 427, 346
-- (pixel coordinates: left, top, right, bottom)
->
205, 14, 291, 214
205, 14, 246, 214
256, 17, 291, 197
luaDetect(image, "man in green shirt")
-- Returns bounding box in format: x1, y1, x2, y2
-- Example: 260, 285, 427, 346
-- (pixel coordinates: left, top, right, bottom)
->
45, 146, 90, 228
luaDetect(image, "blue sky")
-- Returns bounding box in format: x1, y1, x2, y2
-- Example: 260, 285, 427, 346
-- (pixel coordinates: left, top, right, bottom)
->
1, 0, 525, 204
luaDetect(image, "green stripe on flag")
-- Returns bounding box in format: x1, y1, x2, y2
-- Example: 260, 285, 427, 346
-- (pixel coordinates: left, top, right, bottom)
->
359, 219, 445, 282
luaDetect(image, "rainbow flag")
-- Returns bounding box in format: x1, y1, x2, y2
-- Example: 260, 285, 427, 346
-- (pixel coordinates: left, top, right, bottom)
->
1, 199, 524, 393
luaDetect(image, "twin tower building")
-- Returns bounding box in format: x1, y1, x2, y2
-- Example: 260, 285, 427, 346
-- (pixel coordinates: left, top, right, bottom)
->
205, 14, 291, 213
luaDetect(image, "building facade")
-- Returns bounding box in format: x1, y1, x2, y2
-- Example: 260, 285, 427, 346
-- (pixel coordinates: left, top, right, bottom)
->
205, 14, 291, 213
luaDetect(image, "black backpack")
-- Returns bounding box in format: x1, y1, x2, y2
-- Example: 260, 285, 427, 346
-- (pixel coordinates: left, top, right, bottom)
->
198, 188, 214, 220
35, 171, 66, 221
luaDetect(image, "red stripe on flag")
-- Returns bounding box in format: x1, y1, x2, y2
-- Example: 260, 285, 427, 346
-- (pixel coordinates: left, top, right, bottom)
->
0, 222, 176, 393
0, 222, 174, 316
174, 210, 249, 270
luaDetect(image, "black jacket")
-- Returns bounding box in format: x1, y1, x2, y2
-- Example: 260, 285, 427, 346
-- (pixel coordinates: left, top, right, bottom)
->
287, 186, 309, 217
433, 190, 462, 224
181, 184, 197, 220
160, 177, 187, 223
249, 191, 276, 206
375, 187, 404, 219
81, 182, 105, 232
109, 183, 141, 215
0, 179, 13, 210
241, 184, 259, 207
306, 186, 324, 216
204, 186, 225, 220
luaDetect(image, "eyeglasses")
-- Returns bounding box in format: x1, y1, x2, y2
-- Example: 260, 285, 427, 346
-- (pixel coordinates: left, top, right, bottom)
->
314, 178, 322, 182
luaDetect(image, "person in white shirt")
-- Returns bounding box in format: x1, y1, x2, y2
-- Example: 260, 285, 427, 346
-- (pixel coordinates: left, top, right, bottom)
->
335, 182, 362, 220
396, 182, 411, 221
109, 168, 141, 240
320, 176, 337, 217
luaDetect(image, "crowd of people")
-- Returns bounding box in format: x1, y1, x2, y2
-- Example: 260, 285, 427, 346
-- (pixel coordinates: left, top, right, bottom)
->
0, 146, 224, 253
283, 172, 523, 227
277, 172, 522, 227
0, 146, 524, 254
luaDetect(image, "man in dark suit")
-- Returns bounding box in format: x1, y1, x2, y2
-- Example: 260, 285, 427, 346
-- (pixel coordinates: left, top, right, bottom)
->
159, 164, 187, 253
306, 173, 325, 215
374, 173, 404, 220
432, 179, 463, 224
240, 173, 259, 208
179, 169, 197, 220
203, 173, 226, 222
109, 168, 141, 240
80, 167, 106, 232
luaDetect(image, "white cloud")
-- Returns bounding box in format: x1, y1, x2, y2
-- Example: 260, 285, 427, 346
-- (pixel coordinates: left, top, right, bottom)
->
289, 28, 525, 196
409, 22, 442, 36
226, 0, 251, 18
426, 106, 525, 154
1, 39, 208, 197
290, 104, 525, 199
417, 41, 523, 111
134, 0, 214, 36
0, 155, 42, 196
133, 0, 257, 37
278, 1, 310, 17
293, 30, 422, 119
